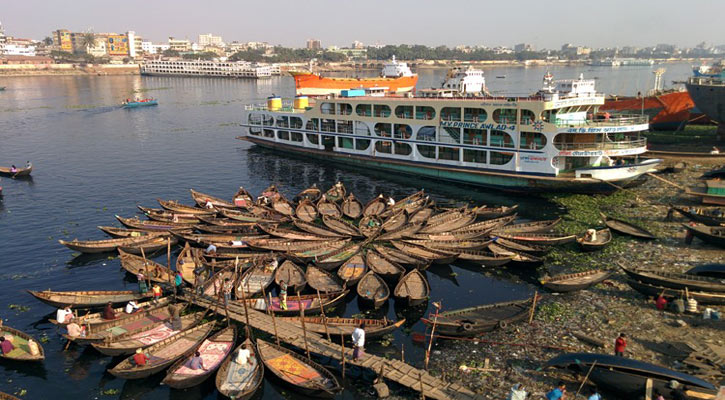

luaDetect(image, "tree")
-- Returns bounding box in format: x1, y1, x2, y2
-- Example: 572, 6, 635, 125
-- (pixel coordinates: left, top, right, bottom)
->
182, 51, 217, 60
79, 32, 98, 51
43, 36, 54, 46
162, 49, 180, 57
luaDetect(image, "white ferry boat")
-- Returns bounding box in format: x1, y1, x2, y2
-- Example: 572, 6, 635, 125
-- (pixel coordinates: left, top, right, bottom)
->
141, 59, 278, 78
238, 73, 660, 193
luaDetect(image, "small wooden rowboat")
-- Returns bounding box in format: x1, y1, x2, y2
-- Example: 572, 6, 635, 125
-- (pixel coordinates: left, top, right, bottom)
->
381, 190, 425, 217
336, 252, 367, 285
419, 211, 476, 234
0, 392, 22, 400
342, 194, 363, 219
671, 206, 725, 226
408, 207, 434, 225
174, 232, 267, 249
315, 243, 362, 270
190, 188, 235, 209
287, 241, 352, 263
117, 236, 178, 255
163, 325, 237, 389
0, 326, 44, 361
196, 216, 258, 228
357, 272, 390, 308
473, 204, 519, 220
118, 249, 174, 283
257, 339, 342, 398
272, 197, 295, 217
220, 208, 287, 224
382, 212, 407, 232
493, 237, 549, 256
683, 223, 725, 248
488, 244, 542, 265
28, 289, 149, 309
317, 197, 342, 218
363, 195, 387, 217
137, 205, 203, 223
116, 215, 196, 231
305, 266, 345, 293
194, 224, 257, 235
323, 182, 346, 203
233, 187, 255, 208
600, 212, 655, 240
157, 199, 216, 215
541, 270, 613, 293
66, 303, 179, 345
376, 223, 423, 241
322, 215, 361, 237
262, 223, 340, 240
403, 239, 490, 251
216, 338, 264, 399
577, 228, 612, 251
50, 297, 172, 327
59, 235, 157, 254
394, 270, 429, 306
237, 265, 275, 298
108, 321, 214, 379
98, 226, 168, 239
0, 165, 32, 178
359, 215, 383, 237
620, 265, 725, 293
626, 279, 725, 305
457, 251, 513, 266
372, 244, 429, 268
294, 184, 322, 203
420, 297, 533, 337
248, 238, 340, 252
365, 250, 405, 281
425, 206, 466, 226
280, 317, 405, 339
495, 232, 577, 246
241, 291, 348, 316
390, 241, 458, 264
451, 214, 516, 233
295, 199, 318, 222
274, 260, 307, 293
176, 242, 203, 285
494, 218, 561, 234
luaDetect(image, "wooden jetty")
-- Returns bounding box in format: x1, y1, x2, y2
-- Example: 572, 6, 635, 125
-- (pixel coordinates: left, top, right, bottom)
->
182, 295, 481, 400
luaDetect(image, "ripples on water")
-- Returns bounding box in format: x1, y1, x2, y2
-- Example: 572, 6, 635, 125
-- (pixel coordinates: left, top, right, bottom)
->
0, 63, 694, 398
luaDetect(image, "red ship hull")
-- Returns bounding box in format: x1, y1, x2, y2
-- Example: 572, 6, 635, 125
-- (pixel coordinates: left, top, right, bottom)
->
601, 91, 694, 131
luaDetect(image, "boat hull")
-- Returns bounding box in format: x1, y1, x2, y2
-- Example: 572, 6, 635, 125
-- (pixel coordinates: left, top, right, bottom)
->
600, 91, 694, 131
686, 80, 725, 124
291, 72, 418, 96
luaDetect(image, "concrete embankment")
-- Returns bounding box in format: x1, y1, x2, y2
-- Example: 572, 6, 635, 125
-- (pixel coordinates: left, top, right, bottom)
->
0, 63, 140, 76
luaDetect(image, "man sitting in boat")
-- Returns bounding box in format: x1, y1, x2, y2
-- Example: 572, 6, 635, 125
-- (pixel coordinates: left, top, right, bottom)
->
0, 336, 14, 355
235, 343, 252, 365
9, 165, 17, 173
125, 301, 140, 314
56, 306, 73, 324
133, 348, 149, 366
187, 351, 207, 371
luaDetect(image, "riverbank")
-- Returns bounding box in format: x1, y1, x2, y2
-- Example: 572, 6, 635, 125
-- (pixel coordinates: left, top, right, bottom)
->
0, 63, 139, 76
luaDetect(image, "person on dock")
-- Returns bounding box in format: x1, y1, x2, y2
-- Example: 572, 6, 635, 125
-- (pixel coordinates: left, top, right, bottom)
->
352, 322, 366, 360
56, 306, 73, 324
102, 302, 117, 320
545, 381, 567, 400
235, 343, 251, 365
222, 278, 233, 306
506, 383, 527, 400
614, 333, 627, 357
174, 271, 183, 295
168, 304, 182, 330
0, 336, 14, 355
279, 280, 288, 310
137, 272, 148, 294
193, 265, 206, 295
133, 348, 149, 367
387, 197, 396, 207
187, 351, 207, 371
125, 301, 140, 314
151, 284, 163, 303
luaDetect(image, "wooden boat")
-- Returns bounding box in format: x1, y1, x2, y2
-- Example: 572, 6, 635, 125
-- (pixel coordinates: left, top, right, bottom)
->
425, 207, 466, 226
315, 243, 362, 270
280, 317, 405, 339
671, 206, 725, 226
686, 263, 725, 278
28, 289, 149, 309
359, 215, 382, 237
381, 190, 425, 217
408, 207, 434, 225
59, 236, 156, 254
247, 238, 335, 252
263, 223, 340, 240
365, 250, 405, 281
271, 197, 295, 217
492, 237, 549, 256
174, 232, 267, 249
336, 252, 367, 285
683, 223, 725, 248
357, 272, 390, 308
233, 187, 255, 208
686, 184, 725, 206
341, 194, 363, 219
488, 243, 542, 265
322, 215, 361, 237
545, 352, 718, 398
600, 212, 655, 240
220, 208, 286, 224
323, 182, 346, 203
372, 244, 429, 268
0, 392, 22, 400
363, 195, 387, 217
576, 228, 612, 251
473, 204, 519, 220
97, 226, 168, 239
541, 270, 613, 293
241, 291, 348, 316
390, 241, 458, 264
495, 232, 577, 246
0, 326, 44, 361
626, 278, 725, 305
316, 197, 342, 218
117, 236, 178, 255
305, 266, 345, 293
408, 229, 490, 241
394, 270, 429, 306
118, 249, 174, 283
93, 312, 203, 356
620, 265, 725, 293
256, 339, 342, 398
420, 297, 532, 337
381, 212, 407, 232
419, 211, 476, 234
237, 265, 275, 298
376, 222, 423, 241
258, 184, 283, 205
274, 260, 307, 293
50, 297, 172, 327
451, 214, 516, 233
294, 184, 322, 203
457, 250, 513, 266
158, 199, 216, 215
190, 188, 235, 209
201, 269, 236, 298
137, 205, 203, 223
202, 249, 270, 260
176, 242, 203, 285
216, 338, 264, 399
196, 216, 258, 228
295, 199, 318, 222
287, 241, 353, 263
194, 224, 257, 235
0, 165, 32, 178
400, 196, 429, 215
162, 325, 237, 389
403, 239, 490, 251
202, 258, 253, 270
108, 321, 214, 379
66, 302, 178, 345
495, 218, 561, 234
116, 215, 196, 231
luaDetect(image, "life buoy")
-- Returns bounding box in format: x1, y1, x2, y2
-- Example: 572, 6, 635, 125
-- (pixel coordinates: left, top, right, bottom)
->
461, 322, 474, 331
498, 320, 508, 329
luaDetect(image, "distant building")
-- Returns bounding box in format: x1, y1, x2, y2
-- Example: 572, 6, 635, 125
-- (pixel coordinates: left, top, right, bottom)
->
561, 43, 591, 56
491, 46, 513, 55
168, 37, 192, 52
327, 47, 367, 59
351, 40, 364, 49
620, 46, 638, 55
3, 41, 37, 56
53, 29, 73, 52
141, 41, 155, 54
514, 43, 534, 52
306, 39, 321, 50
655, 43, 676, 54
199, 33, 223, 47
0, 55, 54, 64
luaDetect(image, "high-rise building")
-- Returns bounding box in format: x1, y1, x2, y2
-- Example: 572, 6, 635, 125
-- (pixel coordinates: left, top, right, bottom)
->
514, 43, 534, 53
306, 39, 321, 50
168, 37, 192, 52
53, 29, 73, 52
199, 33, 223, 47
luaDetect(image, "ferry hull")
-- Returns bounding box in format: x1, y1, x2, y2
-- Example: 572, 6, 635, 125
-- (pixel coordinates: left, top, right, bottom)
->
291, 72, 418, 96
239, 136, 654, 194
600, 91, 694, 131
687, 81, 725, 124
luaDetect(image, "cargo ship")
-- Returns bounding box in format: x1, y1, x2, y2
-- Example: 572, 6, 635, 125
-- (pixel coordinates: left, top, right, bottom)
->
687, 76, 725, 125
290, 56, 418, 96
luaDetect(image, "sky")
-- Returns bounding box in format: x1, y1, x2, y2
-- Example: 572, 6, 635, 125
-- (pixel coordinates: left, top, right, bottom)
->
3, 0, 724, 49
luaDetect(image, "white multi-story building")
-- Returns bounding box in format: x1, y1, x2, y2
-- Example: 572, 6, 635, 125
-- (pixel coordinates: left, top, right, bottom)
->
198, 33, 223, 47
141, 41, 155, 54
3, 43, 37, 56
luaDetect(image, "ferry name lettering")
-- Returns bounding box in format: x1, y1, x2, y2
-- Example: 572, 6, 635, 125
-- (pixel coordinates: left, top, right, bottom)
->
440, 121, 515, 131
565, 126, 636, 134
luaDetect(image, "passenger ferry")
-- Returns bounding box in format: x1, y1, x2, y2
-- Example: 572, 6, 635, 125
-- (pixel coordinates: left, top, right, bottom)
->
140, 59, 278, 79
238, 72, 660, 193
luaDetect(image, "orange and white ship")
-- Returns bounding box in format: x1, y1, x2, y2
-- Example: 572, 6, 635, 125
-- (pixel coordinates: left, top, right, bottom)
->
290, 56, 418, 96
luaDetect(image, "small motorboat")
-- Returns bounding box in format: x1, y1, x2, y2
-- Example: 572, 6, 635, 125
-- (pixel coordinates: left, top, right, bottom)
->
122, 98, 158, 108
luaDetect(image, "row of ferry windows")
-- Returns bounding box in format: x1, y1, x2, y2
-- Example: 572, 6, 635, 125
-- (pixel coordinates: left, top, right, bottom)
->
318, 103, 536, 125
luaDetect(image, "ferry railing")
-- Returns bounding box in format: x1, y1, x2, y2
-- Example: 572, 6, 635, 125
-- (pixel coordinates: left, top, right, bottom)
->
554, 115, 648, 127
554, 138, 647, 151
688, 76, 725, 86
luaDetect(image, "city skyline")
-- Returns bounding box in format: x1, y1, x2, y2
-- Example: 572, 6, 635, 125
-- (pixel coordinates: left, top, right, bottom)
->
3, 0, 724, 49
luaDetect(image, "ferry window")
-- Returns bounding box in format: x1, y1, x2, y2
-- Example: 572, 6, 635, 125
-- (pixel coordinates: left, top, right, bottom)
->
374, 105, 391, 118
276, 116, 289, 128
355, 139, 371, 150
520, 110, 535, 125
374, 123, 392, 137
305, 118, 319, 131
338, 103, 352, 115
248, 113, 263, 125
277, 130, 290, 140
263, 129, 275, 138
438, 146, 460, 161
291, 132, 303, 142
441, 107, 461, 121
395, 105, 414, 119
541, 110, 557, 123
463, 128, 486, 145
393, 124, 412, 139
490, 151, 514, 165
249, 127, 262, 136
416, 106, 435, 120
463, 149, 487, 163
306, 133, 319, 145
321, 103, 335, 115
493, 108, 517, 124
290, 117, 303, 129
338, 137, 354, 149
490, 130, 515, 148
337, 120, 353, 134
441, 127, 461, 144
464, 108, 487, 122
354, 121, 370, 136
375, 140, 392, 154
416, 126, 436, 141
520, 131, 547, 150
321, 119, 336, 133
356, 104, 372, 117
263, 115, 274, 126
417, 144, 436, 159
394, 142, 412, 156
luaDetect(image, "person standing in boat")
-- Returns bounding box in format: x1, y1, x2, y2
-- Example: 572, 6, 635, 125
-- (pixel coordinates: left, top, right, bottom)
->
279, 280, 288, 310
193, 265, 207, 295
614, 333, 627, 357
352, 322, 365, 360
137, 272, 148, 294
56, 306, 73, 324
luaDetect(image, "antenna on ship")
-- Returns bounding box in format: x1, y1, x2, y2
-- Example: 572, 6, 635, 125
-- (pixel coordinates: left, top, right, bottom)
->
649, 68, 666, 96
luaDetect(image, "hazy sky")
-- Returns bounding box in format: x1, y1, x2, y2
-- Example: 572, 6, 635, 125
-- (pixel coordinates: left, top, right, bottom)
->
3, 0, 723, 48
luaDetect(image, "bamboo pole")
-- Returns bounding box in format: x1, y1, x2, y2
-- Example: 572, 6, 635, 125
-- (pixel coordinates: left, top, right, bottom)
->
237, 258, 252, 338
401, 343, 405, 363
424, 301, 441, 371
575, 360, 597, 397
140, 247, 152, 293
297, 293, 311, 360
316, 288, 332, 342
261, 285, 280, 346
528, 291, 539, 324
645, 172, 686, 190
419, 372, 425, 400
167, 237, 174, 299
340, 332, 346, 379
